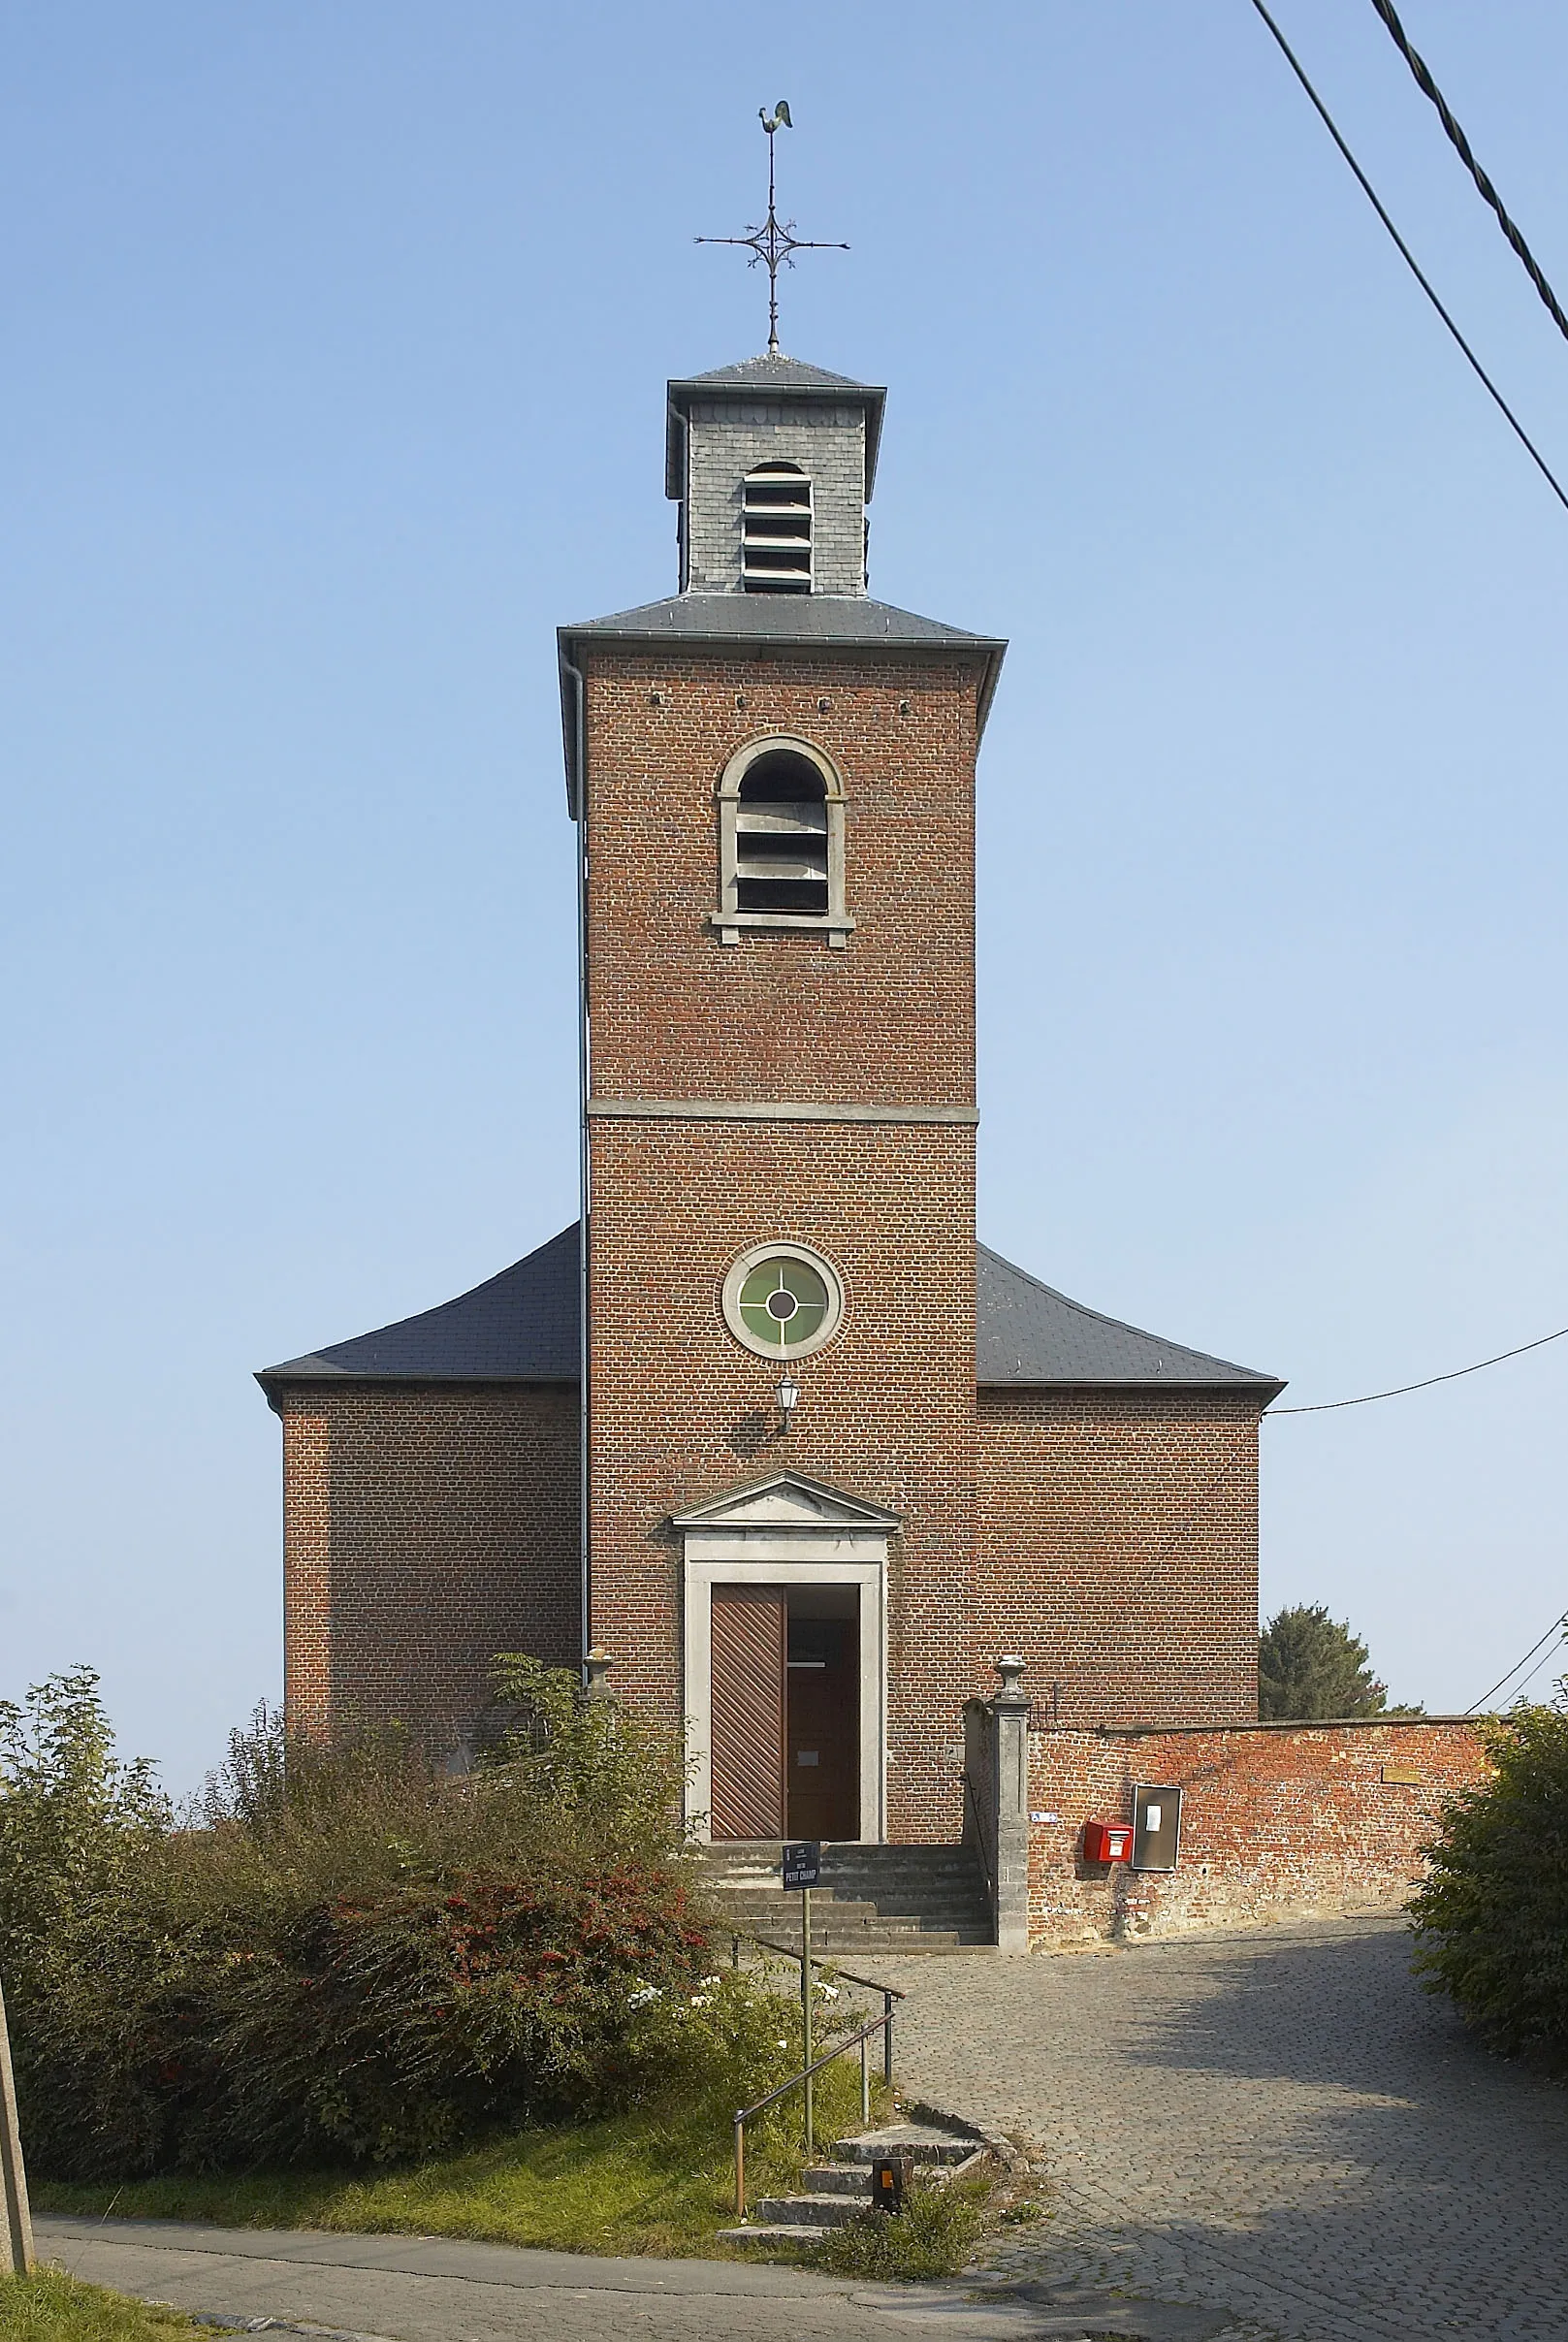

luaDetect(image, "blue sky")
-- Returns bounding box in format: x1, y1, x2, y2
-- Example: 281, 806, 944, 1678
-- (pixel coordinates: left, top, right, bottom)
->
4, 2, 1566, 1786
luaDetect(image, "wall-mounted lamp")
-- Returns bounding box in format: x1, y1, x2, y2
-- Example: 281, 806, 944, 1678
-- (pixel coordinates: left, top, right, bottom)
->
775, 1365, 801, 1428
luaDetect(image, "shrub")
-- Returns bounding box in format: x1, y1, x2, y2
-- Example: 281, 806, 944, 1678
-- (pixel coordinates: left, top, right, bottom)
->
1409, 1698, 1568, 2056
0, 1668, 170, 1962
0, 1665, 818, 2178
812, 2180, 987, 2280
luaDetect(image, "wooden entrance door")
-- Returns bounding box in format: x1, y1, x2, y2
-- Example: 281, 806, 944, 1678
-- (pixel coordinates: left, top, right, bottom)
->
786, 1611, 860, 1841
709, 1587, 786, 1840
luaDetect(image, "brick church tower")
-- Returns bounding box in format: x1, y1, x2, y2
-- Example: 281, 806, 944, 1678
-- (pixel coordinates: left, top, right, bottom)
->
561, 355, 1003, 1844
261, 347, 1283, 1846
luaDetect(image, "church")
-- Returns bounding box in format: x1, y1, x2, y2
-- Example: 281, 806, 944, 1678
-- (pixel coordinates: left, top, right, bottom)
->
259, 345, 1284, 1853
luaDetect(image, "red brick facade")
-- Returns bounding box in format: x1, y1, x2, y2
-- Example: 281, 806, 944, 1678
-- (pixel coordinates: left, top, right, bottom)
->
581, 652, 981, 1110
581, 648, 987, 1842
1025, 1720, 1489, 1943
264, 354, 1282, 1843
272, 1384, 578, 1750
976, 1390, 1261, 1725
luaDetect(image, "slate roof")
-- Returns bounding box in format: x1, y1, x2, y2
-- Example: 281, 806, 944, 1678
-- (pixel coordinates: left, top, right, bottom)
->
259, 1225, 1282, 1400
976, 1245, 1283, 1396
679, 355, 874, 392
562, 594, 999, 656
558, 596, 1007, 811
664, 353, 887, 497
256, 1224, 579, 1390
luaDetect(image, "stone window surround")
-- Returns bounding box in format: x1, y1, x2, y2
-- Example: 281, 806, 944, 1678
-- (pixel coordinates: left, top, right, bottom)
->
720, 1237, 846, 1363
711, 732, 853, 949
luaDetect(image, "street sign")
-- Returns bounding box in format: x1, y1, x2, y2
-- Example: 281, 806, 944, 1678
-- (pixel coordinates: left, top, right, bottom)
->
782, 1839, 820, 1890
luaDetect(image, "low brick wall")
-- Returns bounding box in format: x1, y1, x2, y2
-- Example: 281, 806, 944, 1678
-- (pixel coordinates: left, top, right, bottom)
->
1026, 1720, 1489, 1945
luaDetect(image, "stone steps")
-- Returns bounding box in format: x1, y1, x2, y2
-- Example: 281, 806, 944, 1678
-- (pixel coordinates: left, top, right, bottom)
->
694, 1842, 993, 1954
720, 2122, 988, 2244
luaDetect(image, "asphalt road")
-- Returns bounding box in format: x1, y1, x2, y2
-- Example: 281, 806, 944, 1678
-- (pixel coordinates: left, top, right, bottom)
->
37, 2216, 1240, 2342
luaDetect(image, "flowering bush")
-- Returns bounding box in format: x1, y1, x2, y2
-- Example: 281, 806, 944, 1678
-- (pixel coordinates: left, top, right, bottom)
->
0, 1668, 816, 2178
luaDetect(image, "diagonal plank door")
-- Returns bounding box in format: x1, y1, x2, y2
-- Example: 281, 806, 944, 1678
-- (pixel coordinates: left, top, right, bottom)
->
710, 1587, 787, 1840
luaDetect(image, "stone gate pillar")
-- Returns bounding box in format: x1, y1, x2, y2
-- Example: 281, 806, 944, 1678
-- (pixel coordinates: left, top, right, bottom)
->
991, 1653, 1032, 1955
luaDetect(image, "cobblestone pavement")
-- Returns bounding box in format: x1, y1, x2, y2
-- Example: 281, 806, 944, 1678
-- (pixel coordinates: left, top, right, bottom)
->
869, 1917, 1568, 2342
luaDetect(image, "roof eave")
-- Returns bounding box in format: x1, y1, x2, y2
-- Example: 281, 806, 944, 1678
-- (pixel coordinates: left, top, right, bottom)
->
558, 617, 1006, 814
978, 1373, 1287, 1403
256, 1365, 576, 1401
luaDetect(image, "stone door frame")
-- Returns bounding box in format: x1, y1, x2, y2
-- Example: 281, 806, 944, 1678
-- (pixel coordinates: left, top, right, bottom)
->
673, 1471, 899, 1846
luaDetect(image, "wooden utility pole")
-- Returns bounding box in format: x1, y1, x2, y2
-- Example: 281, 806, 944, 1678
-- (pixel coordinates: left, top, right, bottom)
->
0, 1978, 34, 2274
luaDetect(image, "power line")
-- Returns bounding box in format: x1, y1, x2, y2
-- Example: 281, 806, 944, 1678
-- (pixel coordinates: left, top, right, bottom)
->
1268, 1324, 1568, 1416
1243, 0, 1568, 517
1507, 1639, 1568, 1706
1367, 0, 1568, 347
1465, 1609, 1567, 1714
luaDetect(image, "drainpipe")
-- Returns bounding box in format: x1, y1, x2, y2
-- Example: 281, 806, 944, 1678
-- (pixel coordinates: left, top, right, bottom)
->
560, 649, 592, 1681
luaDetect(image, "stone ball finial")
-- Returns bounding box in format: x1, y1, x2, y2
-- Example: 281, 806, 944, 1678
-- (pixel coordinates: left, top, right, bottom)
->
584, 1647, 615, 1701
994, 1652, 1027, 1698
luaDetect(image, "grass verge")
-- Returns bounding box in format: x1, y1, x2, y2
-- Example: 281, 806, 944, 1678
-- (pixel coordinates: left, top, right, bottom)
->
35, 2064, 877, 2263
0, 2270, 200, 2342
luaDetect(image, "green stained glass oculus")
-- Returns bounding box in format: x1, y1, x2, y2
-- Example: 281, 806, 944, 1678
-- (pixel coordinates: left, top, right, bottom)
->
736, 1255, 830, 1352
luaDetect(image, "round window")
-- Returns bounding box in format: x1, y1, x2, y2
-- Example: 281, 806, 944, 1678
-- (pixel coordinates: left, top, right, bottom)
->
721, 1241, 845, 1361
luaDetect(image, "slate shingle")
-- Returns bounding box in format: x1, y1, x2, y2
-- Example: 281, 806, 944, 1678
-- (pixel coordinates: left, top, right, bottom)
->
259, 1226, 1281, 1398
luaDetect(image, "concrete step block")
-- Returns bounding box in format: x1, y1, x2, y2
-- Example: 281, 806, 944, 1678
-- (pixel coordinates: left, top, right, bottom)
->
802, 2164, 875, 2197
717, 2224, 826, 2244
833, 2126, 978, 2166
753, 2192, 861, 2228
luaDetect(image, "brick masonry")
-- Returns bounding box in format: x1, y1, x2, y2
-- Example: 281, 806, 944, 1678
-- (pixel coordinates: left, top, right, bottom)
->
581, 648, 979, 1107
270, 643, 1276, 1816
976, 1389, 1261, 1725
1024, 1719, 1490, 1944
581, 641, 983, 1844
267, 366, 1281, 1833
272, 1384, 578, 1752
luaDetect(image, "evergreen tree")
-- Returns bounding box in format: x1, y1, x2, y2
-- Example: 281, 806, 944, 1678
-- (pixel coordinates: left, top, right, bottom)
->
1259, 1604, 1388, 1719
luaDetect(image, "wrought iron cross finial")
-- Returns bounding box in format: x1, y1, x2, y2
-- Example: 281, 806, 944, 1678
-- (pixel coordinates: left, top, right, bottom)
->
695, 103, 848, 355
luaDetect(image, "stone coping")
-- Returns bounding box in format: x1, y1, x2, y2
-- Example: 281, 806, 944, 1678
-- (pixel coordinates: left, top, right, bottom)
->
1069, 1716, 1481, 1738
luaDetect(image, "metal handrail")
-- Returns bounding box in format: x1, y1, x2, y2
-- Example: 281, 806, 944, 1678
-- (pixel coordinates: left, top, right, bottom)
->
730, 1928, 902, 2095
961, 1768, 998, 1911
732, 2002, 895, 2221
738, 1933, 908, 2004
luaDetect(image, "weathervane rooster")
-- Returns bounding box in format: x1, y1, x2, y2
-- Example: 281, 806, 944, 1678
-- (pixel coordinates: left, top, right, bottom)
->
697, 102, 848, 355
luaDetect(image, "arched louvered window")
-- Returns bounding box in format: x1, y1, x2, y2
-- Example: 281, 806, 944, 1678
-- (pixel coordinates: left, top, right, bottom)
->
742, 463, 812, 594
715, 737, 851, 947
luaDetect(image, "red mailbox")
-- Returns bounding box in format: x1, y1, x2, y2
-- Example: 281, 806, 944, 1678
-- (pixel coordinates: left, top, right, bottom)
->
1083, 1819, 1133, 1864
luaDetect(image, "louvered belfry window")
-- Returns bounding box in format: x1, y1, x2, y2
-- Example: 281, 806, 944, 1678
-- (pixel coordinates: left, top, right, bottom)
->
742, 462, 812, 593
714, 735, 850, 946
734, 749, 829, 915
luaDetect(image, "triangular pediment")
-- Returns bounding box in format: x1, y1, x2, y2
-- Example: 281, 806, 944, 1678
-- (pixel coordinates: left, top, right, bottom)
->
672, 1469, 901, 1533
